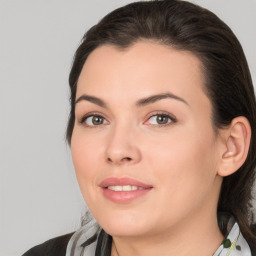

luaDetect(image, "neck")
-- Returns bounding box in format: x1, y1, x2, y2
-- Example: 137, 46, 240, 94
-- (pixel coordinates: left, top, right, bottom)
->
111, 211, 223, 256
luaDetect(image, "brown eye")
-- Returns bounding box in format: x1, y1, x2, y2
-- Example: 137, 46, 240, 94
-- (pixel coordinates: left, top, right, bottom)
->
91, 116, 104, 125
156, 115, 169, 124
81, 115, 107, 127
147, 113, 176, 126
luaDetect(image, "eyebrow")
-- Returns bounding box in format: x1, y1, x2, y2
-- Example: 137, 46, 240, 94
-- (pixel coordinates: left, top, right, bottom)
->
75, 92, 189, 108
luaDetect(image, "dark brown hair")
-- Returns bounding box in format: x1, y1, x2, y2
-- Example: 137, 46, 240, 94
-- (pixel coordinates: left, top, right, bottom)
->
67, 0, 256, 248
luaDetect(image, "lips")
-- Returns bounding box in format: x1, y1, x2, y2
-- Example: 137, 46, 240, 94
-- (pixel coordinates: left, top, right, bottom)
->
99, 177, 153, 203
100, 177, 153, 188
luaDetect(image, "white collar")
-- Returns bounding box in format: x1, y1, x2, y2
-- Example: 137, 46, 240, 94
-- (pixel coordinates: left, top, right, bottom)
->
213, 221, 251, 256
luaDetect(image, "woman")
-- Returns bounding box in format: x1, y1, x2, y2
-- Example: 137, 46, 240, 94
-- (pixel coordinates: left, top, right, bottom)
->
23, 0, 256, 255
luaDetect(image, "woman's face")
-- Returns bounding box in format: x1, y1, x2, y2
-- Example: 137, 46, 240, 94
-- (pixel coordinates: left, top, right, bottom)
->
71, 41, 223, 238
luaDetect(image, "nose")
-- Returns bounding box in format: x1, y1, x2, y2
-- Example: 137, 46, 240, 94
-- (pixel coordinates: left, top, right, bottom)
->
105, 123, 141, 165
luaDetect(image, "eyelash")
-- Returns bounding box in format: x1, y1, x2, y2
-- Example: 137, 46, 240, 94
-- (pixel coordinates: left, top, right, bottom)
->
79, 111, 177, 128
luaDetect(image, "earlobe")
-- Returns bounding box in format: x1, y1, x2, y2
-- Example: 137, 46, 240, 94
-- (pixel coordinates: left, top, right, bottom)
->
218, 116, 251, 177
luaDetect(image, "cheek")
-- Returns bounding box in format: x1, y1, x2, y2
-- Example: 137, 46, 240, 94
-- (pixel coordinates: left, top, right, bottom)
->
71, 130, 104, 198
145, 126, 218, 198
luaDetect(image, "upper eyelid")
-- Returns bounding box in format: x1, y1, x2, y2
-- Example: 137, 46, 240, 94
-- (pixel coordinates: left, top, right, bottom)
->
79, 112, 109, 123
145, 111, 176, 120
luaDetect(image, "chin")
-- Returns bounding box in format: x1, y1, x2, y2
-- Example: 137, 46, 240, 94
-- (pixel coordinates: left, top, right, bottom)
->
94, 211, 151, 237
103, 223, 146, 237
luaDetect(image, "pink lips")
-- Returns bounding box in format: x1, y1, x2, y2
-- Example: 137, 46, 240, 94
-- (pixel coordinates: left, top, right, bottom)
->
99, 177, 153, 203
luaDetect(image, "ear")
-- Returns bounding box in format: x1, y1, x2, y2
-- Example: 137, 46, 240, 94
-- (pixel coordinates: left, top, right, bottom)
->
217, 116, 251, 177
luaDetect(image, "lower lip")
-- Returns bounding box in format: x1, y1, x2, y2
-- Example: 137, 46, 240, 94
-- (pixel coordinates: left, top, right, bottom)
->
101, 187, 152, 203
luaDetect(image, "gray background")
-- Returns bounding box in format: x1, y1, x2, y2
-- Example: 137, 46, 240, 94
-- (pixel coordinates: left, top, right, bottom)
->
0, 0, 255, 255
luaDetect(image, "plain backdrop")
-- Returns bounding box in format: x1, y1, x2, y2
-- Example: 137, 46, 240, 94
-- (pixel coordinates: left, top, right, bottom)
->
0, 0, 256, 255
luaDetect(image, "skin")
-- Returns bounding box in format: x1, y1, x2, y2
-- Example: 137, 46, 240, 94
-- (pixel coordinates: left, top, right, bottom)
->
71, 41, 227, 256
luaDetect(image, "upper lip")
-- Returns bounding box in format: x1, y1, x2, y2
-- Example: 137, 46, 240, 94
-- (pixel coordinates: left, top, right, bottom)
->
99, 177, 153, 188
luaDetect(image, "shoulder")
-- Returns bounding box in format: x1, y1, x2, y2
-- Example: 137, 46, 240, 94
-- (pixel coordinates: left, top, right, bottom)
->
22, 232, 75, 256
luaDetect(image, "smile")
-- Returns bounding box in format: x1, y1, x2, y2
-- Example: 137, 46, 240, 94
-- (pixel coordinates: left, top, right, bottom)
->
107, 185, 146, 191
100, 177, 153, 203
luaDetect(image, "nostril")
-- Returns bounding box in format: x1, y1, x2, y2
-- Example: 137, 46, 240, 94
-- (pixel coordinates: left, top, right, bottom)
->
107, 156, 133, 163
123, 157, 132, 161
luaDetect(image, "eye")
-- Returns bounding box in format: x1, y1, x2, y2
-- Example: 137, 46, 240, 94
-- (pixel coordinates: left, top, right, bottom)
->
146, 112, 176, 127
80, 114, 108, 127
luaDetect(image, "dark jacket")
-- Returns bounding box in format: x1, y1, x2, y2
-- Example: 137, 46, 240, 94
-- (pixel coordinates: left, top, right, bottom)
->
22, 233, 74, 256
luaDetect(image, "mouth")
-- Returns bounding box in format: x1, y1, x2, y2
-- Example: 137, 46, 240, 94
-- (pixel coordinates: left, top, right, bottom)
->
99, 177, 153, 203
107, 185, 147, 191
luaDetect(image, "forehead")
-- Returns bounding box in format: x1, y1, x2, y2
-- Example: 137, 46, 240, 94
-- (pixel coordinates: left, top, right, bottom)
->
76, 41, 209, 110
